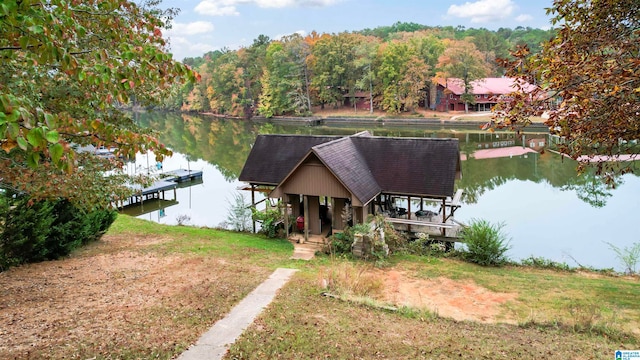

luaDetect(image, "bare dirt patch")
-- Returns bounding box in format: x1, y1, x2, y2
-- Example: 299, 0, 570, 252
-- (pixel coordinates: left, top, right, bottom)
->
379, 270, 518, 324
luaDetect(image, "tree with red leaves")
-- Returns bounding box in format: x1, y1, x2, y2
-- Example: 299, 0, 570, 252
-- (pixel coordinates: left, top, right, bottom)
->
494, 0, 639, 182
0, 0, 197, 209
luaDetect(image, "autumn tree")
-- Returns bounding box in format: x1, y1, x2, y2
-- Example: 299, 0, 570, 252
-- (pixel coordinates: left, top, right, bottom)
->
436, 40, 491, 113
258, 34, 311, 117
0, 0, 196, 209
462, 28, 511, 76
206, 51, 247, 116
236, 35, 270, 118
378, 41, 429, 114
494, 0, 640, 180
353, 38, 381, 114
309, 33, 359, 109
281, 33, 313, 114
404, 31, 445, 109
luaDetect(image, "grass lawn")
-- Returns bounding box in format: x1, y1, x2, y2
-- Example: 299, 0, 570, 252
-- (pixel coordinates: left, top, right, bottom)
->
228, 271, 628, 359
1, 215, 638, 359
0, 215, 294, 359
229, 256, 640, 359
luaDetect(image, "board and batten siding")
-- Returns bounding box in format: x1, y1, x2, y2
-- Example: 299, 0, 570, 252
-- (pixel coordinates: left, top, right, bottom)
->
280, 162, 351, 200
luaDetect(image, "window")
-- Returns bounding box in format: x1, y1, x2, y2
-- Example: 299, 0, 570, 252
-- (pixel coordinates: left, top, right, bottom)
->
484, 94, 488, 98
449, 94, 454, 99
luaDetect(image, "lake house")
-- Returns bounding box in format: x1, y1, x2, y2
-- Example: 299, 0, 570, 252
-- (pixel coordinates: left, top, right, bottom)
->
239, 131, 462, 242
434, 77, 538, 112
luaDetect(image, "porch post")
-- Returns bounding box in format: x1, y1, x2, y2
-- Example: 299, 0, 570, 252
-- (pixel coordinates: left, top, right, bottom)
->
251, 184, 256, 233
303, 195, 309, 243
407, 196, 412, 233
284, 195, 289, 239
442, 198, 446, 236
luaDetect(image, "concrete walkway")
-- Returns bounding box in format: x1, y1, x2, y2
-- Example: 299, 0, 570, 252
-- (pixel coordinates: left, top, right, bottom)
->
177, 268, 298, 360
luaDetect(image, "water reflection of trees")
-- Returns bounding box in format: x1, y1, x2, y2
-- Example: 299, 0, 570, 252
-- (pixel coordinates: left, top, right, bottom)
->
135, 112, 636, 206
459, 151, 634, 207
459, 154, 543, 204
560, 170, 624, 208
136, 112, 262, 181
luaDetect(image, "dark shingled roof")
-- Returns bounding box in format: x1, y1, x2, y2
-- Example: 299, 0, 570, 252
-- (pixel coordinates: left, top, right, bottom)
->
350, 136, 460, 198
313, 137, 381, 205
239, 135, 339, 185
240, 132, 460, 202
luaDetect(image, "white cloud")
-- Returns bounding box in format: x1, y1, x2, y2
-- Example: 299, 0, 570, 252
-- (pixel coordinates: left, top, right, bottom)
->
447, 0, 515, 23
167, 21, 215, 36
195, 1, 240, 16
164, 22, 218, 60
515, 14, 533, 22
273, 29, 307, 40
195, 0, 339, 16
165, 36, 218, 60
253, 0, 339, 7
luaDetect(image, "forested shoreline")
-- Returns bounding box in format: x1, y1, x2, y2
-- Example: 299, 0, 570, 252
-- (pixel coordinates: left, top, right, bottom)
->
166, 22, 554, 118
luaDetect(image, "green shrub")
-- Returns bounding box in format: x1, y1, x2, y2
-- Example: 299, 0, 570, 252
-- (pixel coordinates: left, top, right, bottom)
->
329, 231, 353, 254
404, 233, 449, 257
327, 224, 371, 256
520, 256, 572, 271
226, 192, 252, 232
371, 215, 407, 254
605, 241, 640, 275
84, 207, 118, 243
327, 220, 396, 262
461, 219, 511, 266
251, 204, 284, 238
404, 233, 431, 256
0, 197, 56, 269
0, 195, 117, 271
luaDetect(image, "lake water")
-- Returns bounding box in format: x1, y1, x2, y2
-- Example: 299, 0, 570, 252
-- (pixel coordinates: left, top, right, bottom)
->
127, 112, 640, 272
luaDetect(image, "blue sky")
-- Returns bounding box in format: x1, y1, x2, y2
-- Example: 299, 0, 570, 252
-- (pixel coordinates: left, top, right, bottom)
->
160, 0, 554, 61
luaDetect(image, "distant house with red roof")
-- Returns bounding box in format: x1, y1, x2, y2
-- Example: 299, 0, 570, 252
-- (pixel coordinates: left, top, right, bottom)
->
434, 77, 538, 112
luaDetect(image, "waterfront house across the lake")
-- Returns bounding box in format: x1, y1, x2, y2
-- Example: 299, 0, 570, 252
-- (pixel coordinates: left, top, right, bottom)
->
239, 131, 463, 243
434, 77, 538, 112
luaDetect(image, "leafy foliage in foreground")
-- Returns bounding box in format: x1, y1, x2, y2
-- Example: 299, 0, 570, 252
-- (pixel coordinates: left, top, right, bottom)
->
495, 0, 640, 180
0, 0, 196, 210
0, 195, 116, 271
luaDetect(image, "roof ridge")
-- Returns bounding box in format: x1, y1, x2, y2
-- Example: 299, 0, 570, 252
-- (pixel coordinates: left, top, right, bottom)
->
352, 136, 459, 142
260, 134, 340, 138
312, 135, 351, 150
312, 136, 382, 205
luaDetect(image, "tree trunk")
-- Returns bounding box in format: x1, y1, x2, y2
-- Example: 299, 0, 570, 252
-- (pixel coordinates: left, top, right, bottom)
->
429, 84, 437, 110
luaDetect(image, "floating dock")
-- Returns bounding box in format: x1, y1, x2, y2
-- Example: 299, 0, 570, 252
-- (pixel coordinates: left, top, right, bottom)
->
115, 169, 203, 210
119, 198, 179, 217
161, 169, 203, 182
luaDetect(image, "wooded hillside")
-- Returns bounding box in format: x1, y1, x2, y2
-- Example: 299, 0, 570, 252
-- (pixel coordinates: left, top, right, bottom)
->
167, 23, 554, 118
